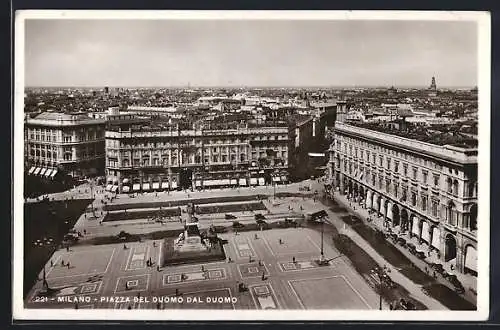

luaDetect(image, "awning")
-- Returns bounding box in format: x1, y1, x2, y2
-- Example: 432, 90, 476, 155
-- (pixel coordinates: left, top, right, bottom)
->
171, 182, 177, 189
239, 178, 247, 186
143, 183, 151, 191
44, 169, 53, 177
152, 182, 160, 189
106, 184, 113, 191
258, 177, 265, 186
204, 180, 224, 187
259, 170, 265, 174
111, 186, 118, 192
379, 200, 386, 217
50, 170, 58, 178
250, 178, 258, 185
387, 202, 393, 220
133, 183, 141, 191
421, 221, 430, 242
273, 176, 281, 182
161, 182, 169, 189
411, 216, 420, 236
281, 175, 287, 182
39, 168, 47, 176
220, 179, 231, 185
122, 186, 130, 192
122, 178, 130, 184
431, 227, 441, 248
113, 178, 119, 184
230, 179, 238, 185
464, 245, 477, 271
33, 167, 41, 175
28, 167, 36, 174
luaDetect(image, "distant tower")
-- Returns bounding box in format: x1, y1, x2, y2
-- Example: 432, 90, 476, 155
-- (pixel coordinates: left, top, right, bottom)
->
104, 86, 109, 94
430, 76, 437, 91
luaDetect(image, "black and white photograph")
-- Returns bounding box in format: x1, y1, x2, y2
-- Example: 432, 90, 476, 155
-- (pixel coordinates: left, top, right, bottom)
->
13, 10, 490, 321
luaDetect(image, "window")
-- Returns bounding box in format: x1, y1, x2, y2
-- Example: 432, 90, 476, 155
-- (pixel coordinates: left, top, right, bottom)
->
386, 157, 391, 170
431, 200, 439, 217
403, 164, 408, 176
379, 176, 383, 189
412, 167, 418, 180
433, 174, 440, 186
379, 155, 383, 166
402, 186, 408, 202
371, 174, 376, 186
385, 179, 391, 193
452, 180, 459, 196
393, 182, 399, 198
422, 195, 428, 212
411, 192, 417, 206
422, 170, 428, 184
394, 161, 399, 173
447, 177, 453, 193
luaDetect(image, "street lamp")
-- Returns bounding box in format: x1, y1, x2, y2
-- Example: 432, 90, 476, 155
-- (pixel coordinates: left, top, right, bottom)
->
371, 268, 386, 310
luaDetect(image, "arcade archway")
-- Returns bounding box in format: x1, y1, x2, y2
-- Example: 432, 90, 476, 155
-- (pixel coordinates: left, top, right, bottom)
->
392, 204, 400, 227
401, 209, 409, 233
445, 234, 457, 262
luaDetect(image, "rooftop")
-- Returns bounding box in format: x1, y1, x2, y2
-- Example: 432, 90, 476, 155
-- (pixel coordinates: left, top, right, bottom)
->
348, 121, 478, 149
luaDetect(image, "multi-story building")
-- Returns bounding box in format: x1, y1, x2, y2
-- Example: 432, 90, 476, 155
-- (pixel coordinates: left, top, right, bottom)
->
24, 112, 106, 179
329, 121, 478, 275
104, 116, 291, 193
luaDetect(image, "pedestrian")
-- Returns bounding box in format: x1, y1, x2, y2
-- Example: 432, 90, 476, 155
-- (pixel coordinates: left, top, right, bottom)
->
61, 260, 65, 266
201, 265, 205, 272
66, 246, 70, 252
261, 271, 266, 281
175, 288, 179, 296
67, 262, 70, 269
123, 244, 127, 250
254, 233, 258, 240
249, 256, 253, 263
83, 229, 87, 235
157, 265, 160, 272
153, 241, 156, 247
228, 257, 232, 263
279, 239, 283, 245
292, 256, 296, 263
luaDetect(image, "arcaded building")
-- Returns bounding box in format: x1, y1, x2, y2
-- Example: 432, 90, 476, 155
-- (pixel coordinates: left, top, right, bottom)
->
24, 112, 106, 179
329, 121, 478, 275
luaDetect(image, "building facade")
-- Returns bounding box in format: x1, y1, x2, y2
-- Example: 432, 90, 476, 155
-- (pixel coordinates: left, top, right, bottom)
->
329, 121, 478, 275
104, 117, 291, 193
24, 112, 106, 179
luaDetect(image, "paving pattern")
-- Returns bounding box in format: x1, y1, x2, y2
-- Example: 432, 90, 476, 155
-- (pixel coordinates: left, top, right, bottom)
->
25, 229, 380, 310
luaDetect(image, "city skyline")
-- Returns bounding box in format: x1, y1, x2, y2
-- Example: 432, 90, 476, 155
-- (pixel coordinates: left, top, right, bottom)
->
24, 19, 478, 88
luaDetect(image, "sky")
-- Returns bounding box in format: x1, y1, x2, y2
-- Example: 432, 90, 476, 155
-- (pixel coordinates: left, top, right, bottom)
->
24, 19, 478, 88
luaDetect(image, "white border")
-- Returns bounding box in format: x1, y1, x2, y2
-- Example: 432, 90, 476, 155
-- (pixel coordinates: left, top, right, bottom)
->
13, 10, 490, 321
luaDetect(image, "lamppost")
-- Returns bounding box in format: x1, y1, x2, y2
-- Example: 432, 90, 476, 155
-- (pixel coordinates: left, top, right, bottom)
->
319, 216, 325, 263
371, 267, 386, 310
89, 178, 96, 218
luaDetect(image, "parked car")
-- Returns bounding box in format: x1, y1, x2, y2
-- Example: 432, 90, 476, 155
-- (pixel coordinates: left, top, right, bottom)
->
254, 214, 266, 221
415, 251, 426, 260
232, 221, 245, 229
397, 237, 406, 246
225, 213, 237, 220
399, 298, 416, 310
